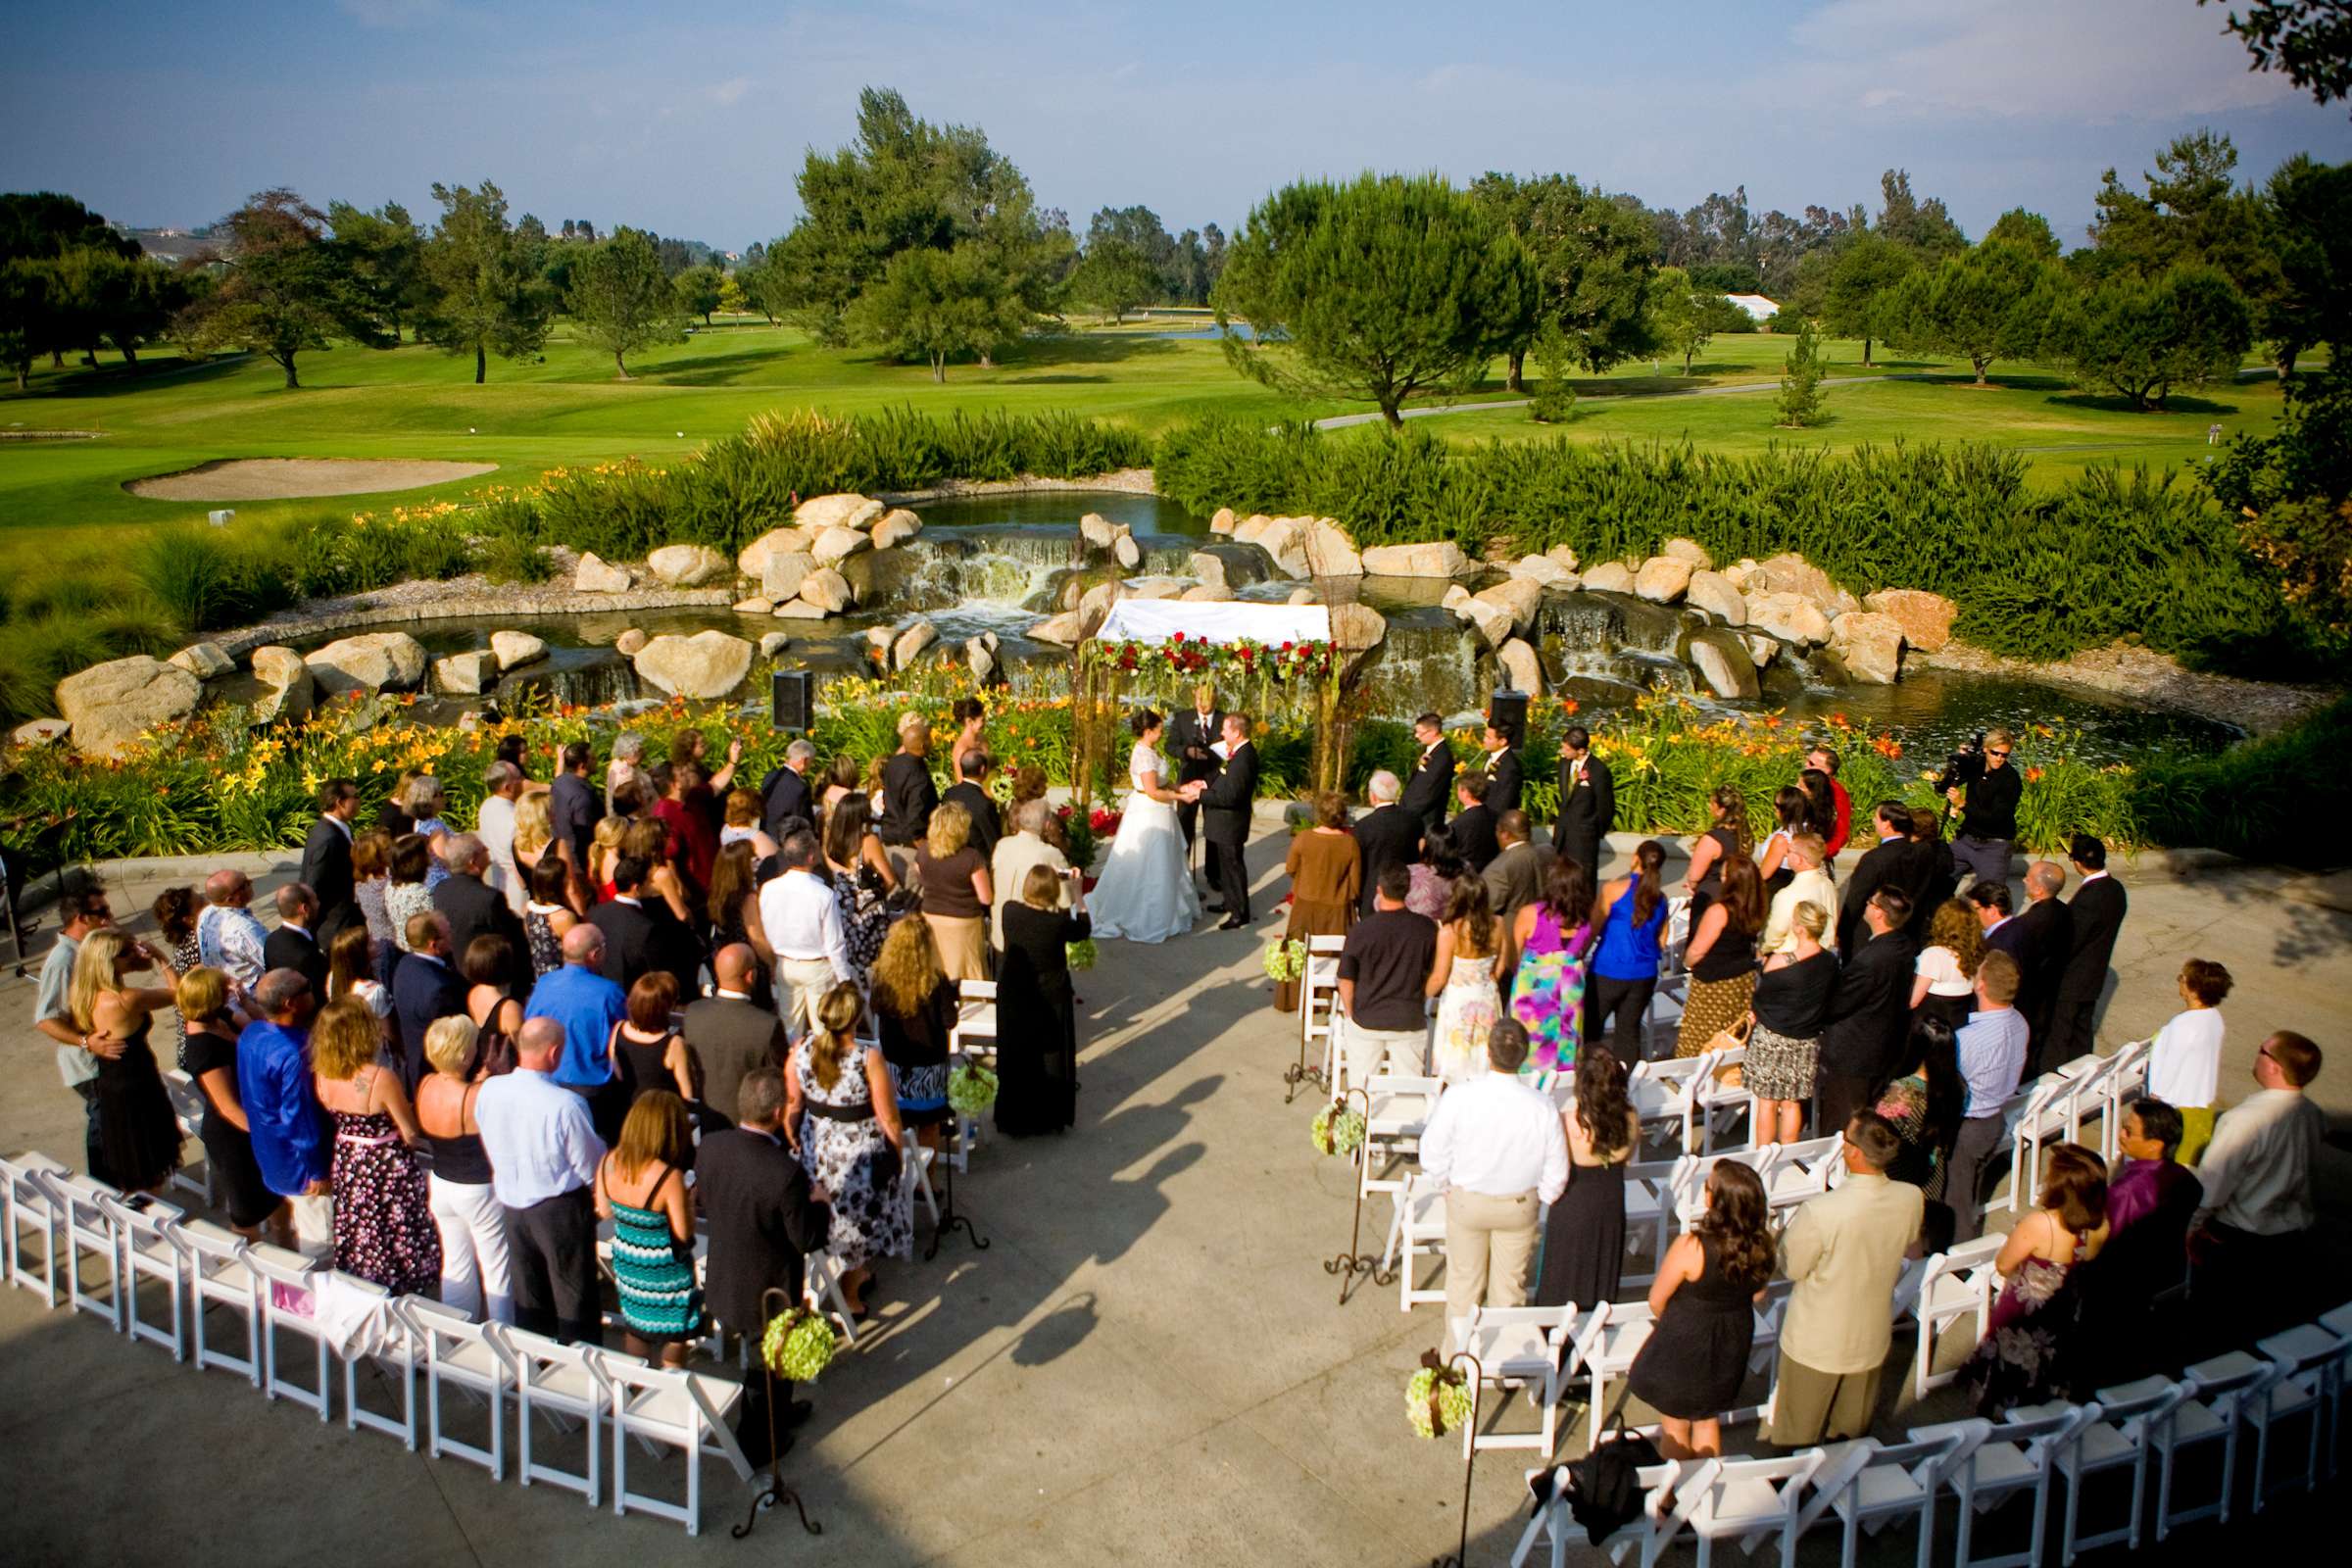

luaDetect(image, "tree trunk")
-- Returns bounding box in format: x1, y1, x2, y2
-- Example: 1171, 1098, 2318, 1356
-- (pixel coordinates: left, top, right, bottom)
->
121, 344, 137, 368
2277, 345, 2298, 379
281, 353, 300, 389
1506, 349, 1526, 395
1972, 358, 1989, 387
930, 352, 947, 383
704, 311, 713, 325
614, 351, 632, 380
1860, 336, 1874, 368
12, 367, 25, 392
1380, 401, 1403, 429
1684, 348, 1696, 374
49, 350, 63, 368
475, 343, 487, 384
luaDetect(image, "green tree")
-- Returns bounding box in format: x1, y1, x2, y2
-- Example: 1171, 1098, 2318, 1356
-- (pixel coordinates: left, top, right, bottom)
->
848, 242, 1027, 380
326, 200, 425, 341
1527, 322, 1578, 422
416, 180, 553, 384
175, 188, 390, 388
2200, 0, 2352, 110
1819, 231, 1920, 367
1884, 239, 2062, 386
2041, 264, 2252, 410
1775, 317, 1827, 426
1212, 172, 1537, 429
717, 274, 748, 317
2258, 154, 2352, 375
566, 225, 684, 378
1984, 208, 2062, 259
43, 248, 184, 366
0, 260, 53, 390
1072, 236, 1158, 322
1470, 172, 1656, 389
1874, 170, 1968, 254
2206, 362, 2352, 652
672, 264, 724, 324
1644, 268, 1719, 373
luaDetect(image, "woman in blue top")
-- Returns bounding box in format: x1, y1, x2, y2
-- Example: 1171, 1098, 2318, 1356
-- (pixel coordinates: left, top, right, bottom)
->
1583, 840, 1670, 1069
595, 1090, 705, 1365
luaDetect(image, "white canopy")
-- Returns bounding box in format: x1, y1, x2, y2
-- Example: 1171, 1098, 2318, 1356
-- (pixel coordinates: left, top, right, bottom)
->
1093, 599, 1332, 646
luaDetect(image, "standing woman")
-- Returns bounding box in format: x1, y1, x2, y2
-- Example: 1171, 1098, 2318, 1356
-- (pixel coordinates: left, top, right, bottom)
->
1757, 787, 1810, 900
1798, 769, 1839, 858
915, 801, 993, 983
69, 930, 183, 1195
820, 755, 866, 822
1585, 841, 1670, 1069
408, 777, 454, 885
522, 858, 577, 980
823, 797, 894, 986
1747, 901, 1838, 1144
1910, 898, 1984, 1033
707, 839, 774, 999
511, 788, 555, 893
785, 984, 910, 1317
150, 887, 203, 1069
385, 833, 436, 953
352, 831, 398, 983
1426, 877, 1504, 1086
415, 1014, 514, 1323
462, 933, 524, 1075
998, 865, 1092, 1137
1676, 855, 1763, 1058
312, 995, 440, 1297
1623, 1161, 1777, 1459
175, 966, 275, 1239
1276, 792, 1361, 1012
595, 1090, 706, 1366
871, 914, 958, 1152
612, 972, 695, 1105
1536, 1049, 1641, 1309
1682, 785, 1749, 925
1507, 857, 1596, 1074
1965, 1143, 2109, 1415
720, 790, 780, 861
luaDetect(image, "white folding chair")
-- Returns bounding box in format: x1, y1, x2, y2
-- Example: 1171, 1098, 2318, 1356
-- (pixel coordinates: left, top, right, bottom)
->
245, 1242, 332, 1420
1619, 1157, 1681, 1290
1386, 1172, 1447, 1311
1449, 1301, 1581, 1457
1568, 1299, 1656, 1451
328, 1273, 419, 1447
2094, 1041, 2153, 1165
1362, 1072, 1438, 1208
1692, 1046, 1752, 1153
174, 1216, 261, 1385
1300, 933, 1346, 1086
404, 1295, 516, 1478
949, 979, 998, 1165
2156, 1350, 2271, 1539
39, 1169, 124, 1327
160, 1069, 214, 1205
1629, 1054, 1709, 1153
2, 1151, 71, 1307
1513, 1454, 1690, 1568
2050, 1379, 2180, 1558
2248, 1324, 2335, 1506
98, 1191, 186, 1358
1915, 1405, 2090, 1568
496, 1322, 622, 1503
605, 1358, 756, 1535
2006, 1075, 2074, 1214
1788, 1431, 1973, 1568
1663, 1447, 1824, 1568
804, 1249, 859, 1347
1910, 1236, 2008, 1399
2318, 1299, 2352, 1478
912, 1145, 942, 1228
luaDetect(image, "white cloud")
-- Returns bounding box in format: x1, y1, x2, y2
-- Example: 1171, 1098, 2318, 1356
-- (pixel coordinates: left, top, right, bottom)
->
708, 76, 752, 108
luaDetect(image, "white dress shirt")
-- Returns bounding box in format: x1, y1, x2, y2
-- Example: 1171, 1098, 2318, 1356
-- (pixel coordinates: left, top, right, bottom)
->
477, 793, 524, 912
474, 1067, 605, 1208
2195, 1088, 2322, 1236
1417, 1070, 1568, 1201
759, 867, 852, 982
197, 904, 269, 988
1763, 867, 1841, 955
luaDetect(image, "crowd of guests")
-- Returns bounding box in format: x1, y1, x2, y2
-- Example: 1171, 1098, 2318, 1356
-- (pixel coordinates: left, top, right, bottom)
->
28, 702, 1098, 1460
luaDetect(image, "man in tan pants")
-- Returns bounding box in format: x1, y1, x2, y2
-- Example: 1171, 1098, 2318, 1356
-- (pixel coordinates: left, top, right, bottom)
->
1416, 1018, 1568, 1339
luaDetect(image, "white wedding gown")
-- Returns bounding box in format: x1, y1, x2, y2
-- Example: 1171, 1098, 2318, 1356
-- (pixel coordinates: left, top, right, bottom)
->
1088, 742, 1202, 944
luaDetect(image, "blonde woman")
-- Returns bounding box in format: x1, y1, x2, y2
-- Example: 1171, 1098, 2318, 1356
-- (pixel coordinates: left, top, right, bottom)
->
512, 788, 555, 888
915, 800, 993, 982
176, 965, 275, 1237
1749, 901, 1838, 1144
69, 929, 184, 1193
872, 915, 956, 1150
415, 1013, 512, 1322
588, 814, 630, 900
312, 995, 440, 1296
785, 984, 910, 1316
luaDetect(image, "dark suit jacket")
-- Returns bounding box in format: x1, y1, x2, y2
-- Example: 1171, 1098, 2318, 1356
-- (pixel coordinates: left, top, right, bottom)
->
1483, 840, 1555, 922
1480, 748, 1524, 813
2059, 876, 2128, 1003
1819, 930, 1917, 1084
877, 752, 939, 847
1168, 709, 1226, 786
391, 951, 467, 1088
432, 871, 528, 995
1200, 741, 1257, 848
942, 781, 1002, 861
300, 817, 357, 942
1400, 742, 1454, 834
681, 994, 788, 1123
759, 763, 815, 844
589, 898, 662, 995
263, 925, 327, 998
694, 1127, 832, 1337
1984, 917, 2028, 961
1450, 804, 1500, 872
1553, 755, 1615, 864
1837, 835, 1932, 956
2011, 897, 2075, 1037
1352, 804, 1422, 915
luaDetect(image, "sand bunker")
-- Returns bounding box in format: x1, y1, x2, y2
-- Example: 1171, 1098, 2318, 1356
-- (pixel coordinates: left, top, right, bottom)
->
126, 458, 497, 502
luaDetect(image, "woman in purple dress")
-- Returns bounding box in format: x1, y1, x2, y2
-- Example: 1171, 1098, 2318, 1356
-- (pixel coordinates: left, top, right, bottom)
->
1964, 1143, 2109, 1415
1506, 856, 1595, 1073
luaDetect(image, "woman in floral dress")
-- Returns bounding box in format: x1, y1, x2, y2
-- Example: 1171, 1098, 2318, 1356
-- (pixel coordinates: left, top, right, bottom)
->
1964, 1143, 2108, 1415
786, 983, 911, 1317
312, 995, 440, 1297
1507, 857, 1595, 1073
1426, 877, 1503, 1085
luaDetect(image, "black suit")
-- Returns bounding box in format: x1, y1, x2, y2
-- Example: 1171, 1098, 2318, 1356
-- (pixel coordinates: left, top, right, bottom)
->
299, 816, 358, 945
695, 1127, 832, 1404
1400, 742, 1454, 836
681, 994, 787, 1124
1838, 835, 1932, 956
1450, 803, 1500, 872
1168, 708, 1225, 851
432, 870, 528, 996
1479, 747, 1524, 813
1553, 754, 1614, 878
1352, 804, 1422, 916
2048, 874, 2128, 1061
759, 763, 815, 844
391, 951, 467, 1088
588, 898, 663, 994
942, 781, 1002, 862
1200, 740, 1259, 921
877, 752, 938, 848
2011, 897, 2075, 1071
263, 924, 327, 999
1817, 929, 1917, 1135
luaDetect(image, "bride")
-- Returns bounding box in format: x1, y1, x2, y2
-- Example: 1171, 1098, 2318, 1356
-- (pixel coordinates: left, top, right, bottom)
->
1089, 709, 1204, 944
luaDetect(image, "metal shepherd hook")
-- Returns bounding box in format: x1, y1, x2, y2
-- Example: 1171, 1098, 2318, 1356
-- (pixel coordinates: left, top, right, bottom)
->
1320, 1085, 1393, 1303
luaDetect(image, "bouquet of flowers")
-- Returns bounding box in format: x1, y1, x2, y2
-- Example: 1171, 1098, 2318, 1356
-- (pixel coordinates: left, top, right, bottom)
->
1261, 937, 1307, 984
1056, 805, 1098, 872
948, 1062, 1000, 1116
761, 1306, 840, 1383
1310, 1100, 1366, 1157
1065, 937, 1099, 971
1404, 1351, 1475, 1441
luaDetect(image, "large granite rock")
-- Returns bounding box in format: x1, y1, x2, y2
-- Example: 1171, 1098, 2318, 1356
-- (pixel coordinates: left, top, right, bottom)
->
1179, 582, 1235, 602
1509, 554, 1578, 589
490, 630, 547, 670
1829, 612, 1907, 684
1077, 579, 1126, 624
646, 543, 729, 586
1441, 583, 1473, 612
1208, 507, 1238, 536
1287, 587, 1318, 606
798, 567, 854, 614
1747, 592, 1833, 648
1862, 588, 1958, 654
1113, 533, 1142, 569
574, 553, 633, 593
965, 632, 1001, 684
632, 630, 755, 699
1633, 556, 1693, 604
1189, 551, 1235, 591
1544, 545, 1581, 571
1750, 553, 1840, 612
1580, 561, 1635, 594
1457, 594, 1517, 650
771, 599, 833, 620
1689, 628, 1761, 699
1361, 541, 1469, 578
1661, 537, 1713, 570
1029, 610, 1085, 646
871, 509, 922, 550
1329, 602, 1389, 651
1473, 578, 1544, 635
12, 717, 70, 747
433, 652, 488, 695
794, 493, 883, 531
169, 642, 233, 680
1126, 576, 1190, 601
760, 631, 793, 659
811, 526, 871, 567
892, 619, 940, 670
306, 632, 428, 695
614, 628, 650, 656
1744, 633, 1781, 669
249, 646, 314, 723
760, 550, 818, 603
1686, 569, 1746, 625
56, 656, 202, 758
1495, 637, 1544, 695
738, 526, 813, 580
734, 597, 775, 615
1299, 517, 1362, 577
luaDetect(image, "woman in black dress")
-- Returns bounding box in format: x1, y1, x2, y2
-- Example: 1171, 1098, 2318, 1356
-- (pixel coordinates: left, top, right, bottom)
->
175, 966, 276, 1237
1681, 784, 1749, 926
871, 914, 957, 1152
612, 971, 695, 1104
996, 864, 1091, 1137
69, 929, 185, 1195
1624, 1159, 1776, 1459
1536, 1049, 1641, 1308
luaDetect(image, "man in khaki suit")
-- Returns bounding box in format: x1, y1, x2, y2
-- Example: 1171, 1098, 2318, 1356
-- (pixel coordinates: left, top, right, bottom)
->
1767, 1110, 1924, 1446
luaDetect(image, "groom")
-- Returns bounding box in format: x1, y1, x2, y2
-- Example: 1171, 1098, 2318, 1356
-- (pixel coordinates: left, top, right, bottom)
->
1199, 711, 1259, 931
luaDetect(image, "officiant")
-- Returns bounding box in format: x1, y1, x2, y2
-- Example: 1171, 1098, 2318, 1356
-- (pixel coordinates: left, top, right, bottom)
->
1170, 681, 1224, 861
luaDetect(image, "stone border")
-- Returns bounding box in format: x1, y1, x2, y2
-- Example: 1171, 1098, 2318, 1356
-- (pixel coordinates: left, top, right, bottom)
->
211, 579, 737, 658
875, 468, 1157, 503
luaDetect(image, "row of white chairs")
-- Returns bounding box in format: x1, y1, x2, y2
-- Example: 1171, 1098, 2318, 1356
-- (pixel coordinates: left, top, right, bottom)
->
4, 1150, 767, 1535
1514, 1306, 2352, 1568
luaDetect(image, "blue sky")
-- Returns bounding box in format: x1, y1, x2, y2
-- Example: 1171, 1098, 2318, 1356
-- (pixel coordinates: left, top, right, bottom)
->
4, 0, 2347, 250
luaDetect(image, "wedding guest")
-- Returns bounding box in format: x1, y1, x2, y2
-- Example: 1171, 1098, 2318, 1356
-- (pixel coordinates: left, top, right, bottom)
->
596, 1090, 706, 1366
352, 831, 397, 977
476, 760, 528, 913
605, 731, 653, 814
1626, 1161, 1776, 1459
616, 818, 703, 999
2190, 1031, 2325, 1331
1678, 854, 1763, 1059
999, 865, 1092, 1137
1535, 1047, 1639, 1309
1406, 822, 1468, 921
1339, 862, 1439, 1087
69, 930, 183, 1195
1749, 901, 1838, 1145
523, 924, 628, 1141
820, 798, 891, 988
548, 741, 599, 895
1909, 806, 1958, 928
416, 1013, 513, 1323
682, 943, 786, 1124
1965, 1143, 2107, 1415
1837, 803, 1930, 957
1757, 785, 1810, 899
1943, 950, 2030, 1244
1426, 876, 1505, 1086
176, 967, 273, 1238
1682, 784, 1748, 924
385, 834, 435, 953
1805, 745, 1851, 859
1508, 854, 1594, 1074
392, 910, 466, 1088
760, 737, 818, 845
197, 868, 269, 990
461, 934, 522, 1077
1353, 770, 1421, 918
655, 760, 721, 893
722, 789, 781, 862
612, 971, 695, 1105
1481, 809, 1553, 925
871, 918, 956, 1150
152, 885, 203, 1069
785, 985, 910, 1317
237, 969, 330, 1254
2048, 834, 2127, 1061
1761, 833, 1839, 956
877, 712, 941, 876
2080, 1098, 2200, 1383
991, 799, 1071, 948
377, 768, 418, 838
522, 858, 577, 979
916, 801, 994, 983
942, 750, 1002, 862
2147, 958, 2231, 1162
1910, 898, 1985, 1033
326, 924, 390, 1020
1277, 792, 1361, 1012
2012, 861, 2074, 1069
434, 832, 529, 996
1766, 1112, 1923, 1446
1448, 777, 1498, 872
1420, 1018, 1567, 1336
302, 776, 365, 942
1816, 889, 1918, 1137
314, 994, 440, 1297
407, 776, 455, 884
476, 1016, 606, 1345
707, 839, 774, 998
1584, 840, 1669, 1068
760, 830, 852, 1033
1877, 1016, 1965, 1202
31, 885, 114, 1182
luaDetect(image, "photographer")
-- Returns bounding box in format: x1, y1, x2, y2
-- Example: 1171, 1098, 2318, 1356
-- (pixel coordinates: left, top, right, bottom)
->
1943, 728, 2021, 894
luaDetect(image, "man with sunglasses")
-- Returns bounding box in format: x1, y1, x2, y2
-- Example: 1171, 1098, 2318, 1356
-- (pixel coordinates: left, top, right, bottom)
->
1945, 727, 2022, 894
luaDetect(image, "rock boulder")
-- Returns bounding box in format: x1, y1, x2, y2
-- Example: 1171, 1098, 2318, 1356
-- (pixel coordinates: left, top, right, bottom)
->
1661, 537, 1713, 570
1329, 602, 1388, 651
1126, 576, 1189, 601
798, 567, 854, 614
892, 619, 940, 671
1829, 612, 1907, 685
760, 632, 793, 659
1457, 595, 1518, 650
632, 630, 756, 700
1028, 610, 1085, 646
1689, 629, 1761, 699
306, 632, 428, 695
1751, 553, 1841, 612
1208, 507, 1238, 536
170, 643, 233, 680
811, 526, 871, 567
794, 493, 883, 531
574, 553, 633, 593
1581, 561, 1635, 594
870, 509, 922, 550
760, 550, 817, 603
738, 526, 813, 580
433, 652, 488, 695
1362, 541, 1469, 578
1746, 592, 1833, 648
1113, 532, 1142, 569
734, 597, 775, 615
1686, 569, 1746, 625
1633, 556, 1693, 604
12, 717, 70, 747
1079, 513, 1121, 551
490, 630, 547, 670
56, 656, 203, 758
1495, 637, 1544, 695
1509, 554, 1577, 589
1473, 578, 1544, 634
1299, 517, 1362, 577
646, 543, 729, 586
1180, 582, 1234, 603
1862, 588, 1958, 654
771, 599, 832, 620
614, 628, 650, 656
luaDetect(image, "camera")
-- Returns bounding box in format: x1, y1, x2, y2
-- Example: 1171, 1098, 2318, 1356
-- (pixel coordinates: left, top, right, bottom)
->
1935, 732, 1986, 797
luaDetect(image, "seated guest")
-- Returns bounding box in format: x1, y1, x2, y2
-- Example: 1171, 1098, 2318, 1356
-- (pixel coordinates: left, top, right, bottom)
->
871, 917, 957, 1151
1626, 1161, 1776, 1459
2146, 957, 2231, 1164
595, 1090, 706, 1367
1338, 863, 1439, 1087
1964, 1143, 2108, 1415
997, 865, 1092, 1137
2190, 1031, 2325, 1336
1418, 1017, 1567, 1342
1277, 792, 1361, 1013
1942, 950, 2030, 1244
2079, 1098, 2201, 1385
682, 944, 786, 1125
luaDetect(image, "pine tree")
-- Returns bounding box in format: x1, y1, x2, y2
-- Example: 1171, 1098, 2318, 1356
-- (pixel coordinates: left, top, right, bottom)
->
1776, 318, 1826, 426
